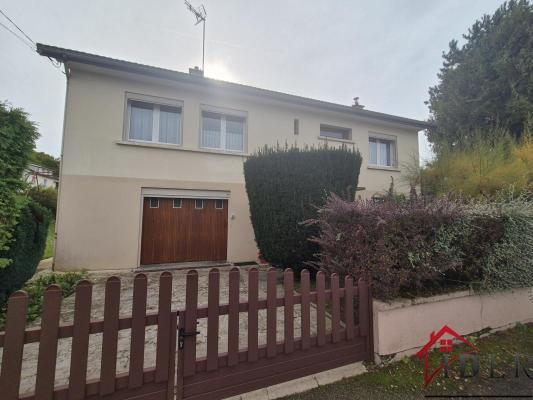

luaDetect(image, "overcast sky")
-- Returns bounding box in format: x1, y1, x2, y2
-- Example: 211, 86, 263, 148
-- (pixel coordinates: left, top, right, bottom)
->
1, 0, 507, 161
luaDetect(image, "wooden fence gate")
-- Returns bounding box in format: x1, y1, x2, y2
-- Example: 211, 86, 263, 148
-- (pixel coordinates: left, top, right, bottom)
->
0, 267, 372, 400
0, 273, 177, 400
176, 268, 373, 400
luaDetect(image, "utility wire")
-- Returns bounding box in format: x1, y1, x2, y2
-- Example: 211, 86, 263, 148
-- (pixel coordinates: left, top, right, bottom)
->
0, 8, 35, 45
0, 20, 35, 51
0, 8, 64, 74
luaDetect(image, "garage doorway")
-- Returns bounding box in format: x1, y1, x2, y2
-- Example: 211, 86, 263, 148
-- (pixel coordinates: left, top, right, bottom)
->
140, 197, 228, 265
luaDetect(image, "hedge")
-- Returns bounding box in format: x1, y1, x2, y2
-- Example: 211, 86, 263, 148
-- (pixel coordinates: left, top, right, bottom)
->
310, 193, 533, 300
0, 102, 39, 268
0, 199, 51, 306
28, 186, 58, 217
243, 144, 362, 270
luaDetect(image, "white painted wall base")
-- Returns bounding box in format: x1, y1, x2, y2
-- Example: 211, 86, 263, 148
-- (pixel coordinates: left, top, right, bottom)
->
373, 287, 533, 361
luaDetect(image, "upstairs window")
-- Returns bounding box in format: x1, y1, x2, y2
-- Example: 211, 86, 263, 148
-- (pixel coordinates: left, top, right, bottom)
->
201, 110, 245, 152
127, 98, 182, 145
369, 137, 396, 167
320, 125, 351, 140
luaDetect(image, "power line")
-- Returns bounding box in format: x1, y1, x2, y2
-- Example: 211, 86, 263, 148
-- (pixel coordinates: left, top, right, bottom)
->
0, 20, 35, 51
0, 8, 64, 74
0, 8, 35, 45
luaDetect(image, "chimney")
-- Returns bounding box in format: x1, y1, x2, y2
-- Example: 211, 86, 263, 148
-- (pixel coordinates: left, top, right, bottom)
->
189, 66, 204, 77
352, 97, 365, 109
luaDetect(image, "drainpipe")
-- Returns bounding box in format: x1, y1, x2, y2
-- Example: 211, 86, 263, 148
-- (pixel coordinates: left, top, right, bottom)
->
52, 62, 71, 272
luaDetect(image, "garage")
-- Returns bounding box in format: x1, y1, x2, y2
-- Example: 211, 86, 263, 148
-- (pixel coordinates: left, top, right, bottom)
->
140, 195, 228, 265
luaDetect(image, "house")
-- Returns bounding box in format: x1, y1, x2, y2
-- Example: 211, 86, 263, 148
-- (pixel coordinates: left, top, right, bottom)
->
23, 163, 59, 189
37, 43, 431, 271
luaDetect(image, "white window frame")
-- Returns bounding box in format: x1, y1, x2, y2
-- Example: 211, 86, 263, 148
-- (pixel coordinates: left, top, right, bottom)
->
173, 198, 182, 208
320, 124, 352, 141
195, 199, 204, 209
200, 105, 247, 153
124, 92, 184, 146
149, 198, 159, 208
215, 199, 224, 209
368, 133, 397, 168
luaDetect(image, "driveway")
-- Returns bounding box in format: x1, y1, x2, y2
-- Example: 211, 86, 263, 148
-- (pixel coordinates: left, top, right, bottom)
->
4, 265, 326, 395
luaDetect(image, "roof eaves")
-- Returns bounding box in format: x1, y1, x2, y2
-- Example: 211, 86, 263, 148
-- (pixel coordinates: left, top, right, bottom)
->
37, 43, 434, 130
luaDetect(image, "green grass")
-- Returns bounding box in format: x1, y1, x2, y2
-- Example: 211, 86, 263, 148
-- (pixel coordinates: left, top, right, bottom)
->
283, 324, 533, 399
42, 220, 55, 259
0, 271, 88, 330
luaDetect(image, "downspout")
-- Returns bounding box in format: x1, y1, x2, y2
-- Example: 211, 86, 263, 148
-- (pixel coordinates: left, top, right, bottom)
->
52, 62, 70, 271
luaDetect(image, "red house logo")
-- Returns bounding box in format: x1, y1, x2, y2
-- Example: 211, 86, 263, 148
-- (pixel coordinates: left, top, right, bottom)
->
414, 325, 478, 387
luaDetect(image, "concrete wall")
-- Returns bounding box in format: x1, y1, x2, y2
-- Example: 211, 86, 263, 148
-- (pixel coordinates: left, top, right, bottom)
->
373, 287, 533, 359
56, 63, 420, 270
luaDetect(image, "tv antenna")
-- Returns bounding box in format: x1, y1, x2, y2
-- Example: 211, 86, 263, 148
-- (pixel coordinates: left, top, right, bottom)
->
184, 1, 207, 72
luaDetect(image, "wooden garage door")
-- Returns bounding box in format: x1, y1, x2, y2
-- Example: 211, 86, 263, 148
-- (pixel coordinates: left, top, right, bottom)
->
140, 197, 228, 265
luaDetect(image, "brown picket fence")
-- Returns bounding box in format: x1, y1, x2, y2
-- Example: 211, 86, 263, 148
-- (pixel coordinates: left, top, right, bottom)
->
0, 267, 373, 400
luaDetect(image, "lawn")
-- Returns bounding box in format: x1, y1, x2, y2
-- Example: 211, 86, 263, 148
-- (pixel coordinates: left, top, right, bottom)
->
283, 324, 533, 399
42, 219, 55, 259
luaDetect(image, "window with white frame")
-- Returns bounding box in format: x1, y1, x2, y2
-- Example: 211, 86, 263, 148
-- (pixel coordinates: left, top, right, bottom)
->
127, 97, 182, 145
320, 124, 351, 140
369, 137, 396, 167
201, 110, 245, 152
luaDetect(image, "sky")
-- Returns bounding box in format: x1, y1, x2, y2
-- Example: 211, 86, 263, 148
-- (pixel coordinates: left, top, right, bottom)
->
1, 0, 508, 162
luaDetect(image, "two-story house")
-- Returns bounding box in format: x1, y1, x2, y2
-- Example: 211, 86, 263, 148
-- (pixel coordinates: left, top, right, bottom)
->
38, 44, 431, 271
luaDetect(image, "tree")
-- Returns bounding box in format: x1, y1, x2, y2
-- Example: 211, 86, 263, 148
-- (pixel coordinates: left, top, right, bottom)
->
427, 0, 533, 151
0, 102, 39, 268
30, 151, 59, 177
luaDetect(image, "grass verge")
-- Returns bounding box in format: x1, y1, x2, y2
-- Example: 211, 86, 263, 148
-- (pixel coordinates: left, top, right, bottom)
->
42, 219, 55, 260
283, 324, 533, 399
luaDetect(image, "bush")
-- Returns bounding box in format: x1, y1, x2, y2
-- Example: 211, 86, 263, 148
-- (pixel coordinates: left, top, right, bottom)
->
310, 193, 533, 300
28, 187, 58, 217
0, 271, 88, 330
0, 102, 39, 268
421, 130, 533, 197
243, 144, 362, 270
0, 199, 51, 306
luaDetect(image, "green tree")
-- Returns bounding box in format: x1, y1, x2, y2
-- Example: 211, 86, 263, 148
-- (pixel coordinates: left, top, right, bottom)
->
0, 102, 39, 268
427, 0, 533, 151
30, 151, 59, 177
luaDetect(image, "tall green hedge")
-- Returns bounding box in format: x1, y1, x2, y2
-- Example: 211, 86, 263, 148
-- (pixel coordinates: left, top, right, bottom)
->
0, 199, 51, 306
0, 102, 39, 268
243, 144, 362, 269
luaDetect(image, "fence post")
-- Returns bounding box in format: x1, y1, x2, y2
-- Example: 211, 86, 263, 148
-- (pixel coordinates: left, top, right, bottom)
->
358, 278, 374, 361
0, 291, 28, 400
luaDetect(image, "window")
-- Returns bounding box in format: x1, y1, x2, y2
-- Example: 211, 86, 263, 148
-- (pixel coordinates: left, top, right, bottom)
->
127, 98, 182, 145
369, 137, 396, 167
173, 198, 182, 208
201, 110, 245, 152
294, 118, 299, 135
320, 125, 351, 140
149, 198, 159, 208
215, 199, 224, 209
195, 199, 204, 209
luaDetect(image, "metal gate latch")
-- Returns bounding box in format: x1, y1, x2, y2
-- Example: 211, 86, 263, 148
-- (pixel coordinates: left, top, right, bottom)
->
178, 328, 200, 349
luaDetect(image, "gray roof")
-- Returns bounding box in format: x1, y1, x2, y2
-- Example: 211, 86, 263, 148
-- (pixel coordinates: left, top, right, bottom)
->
37, 43, 433, 130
